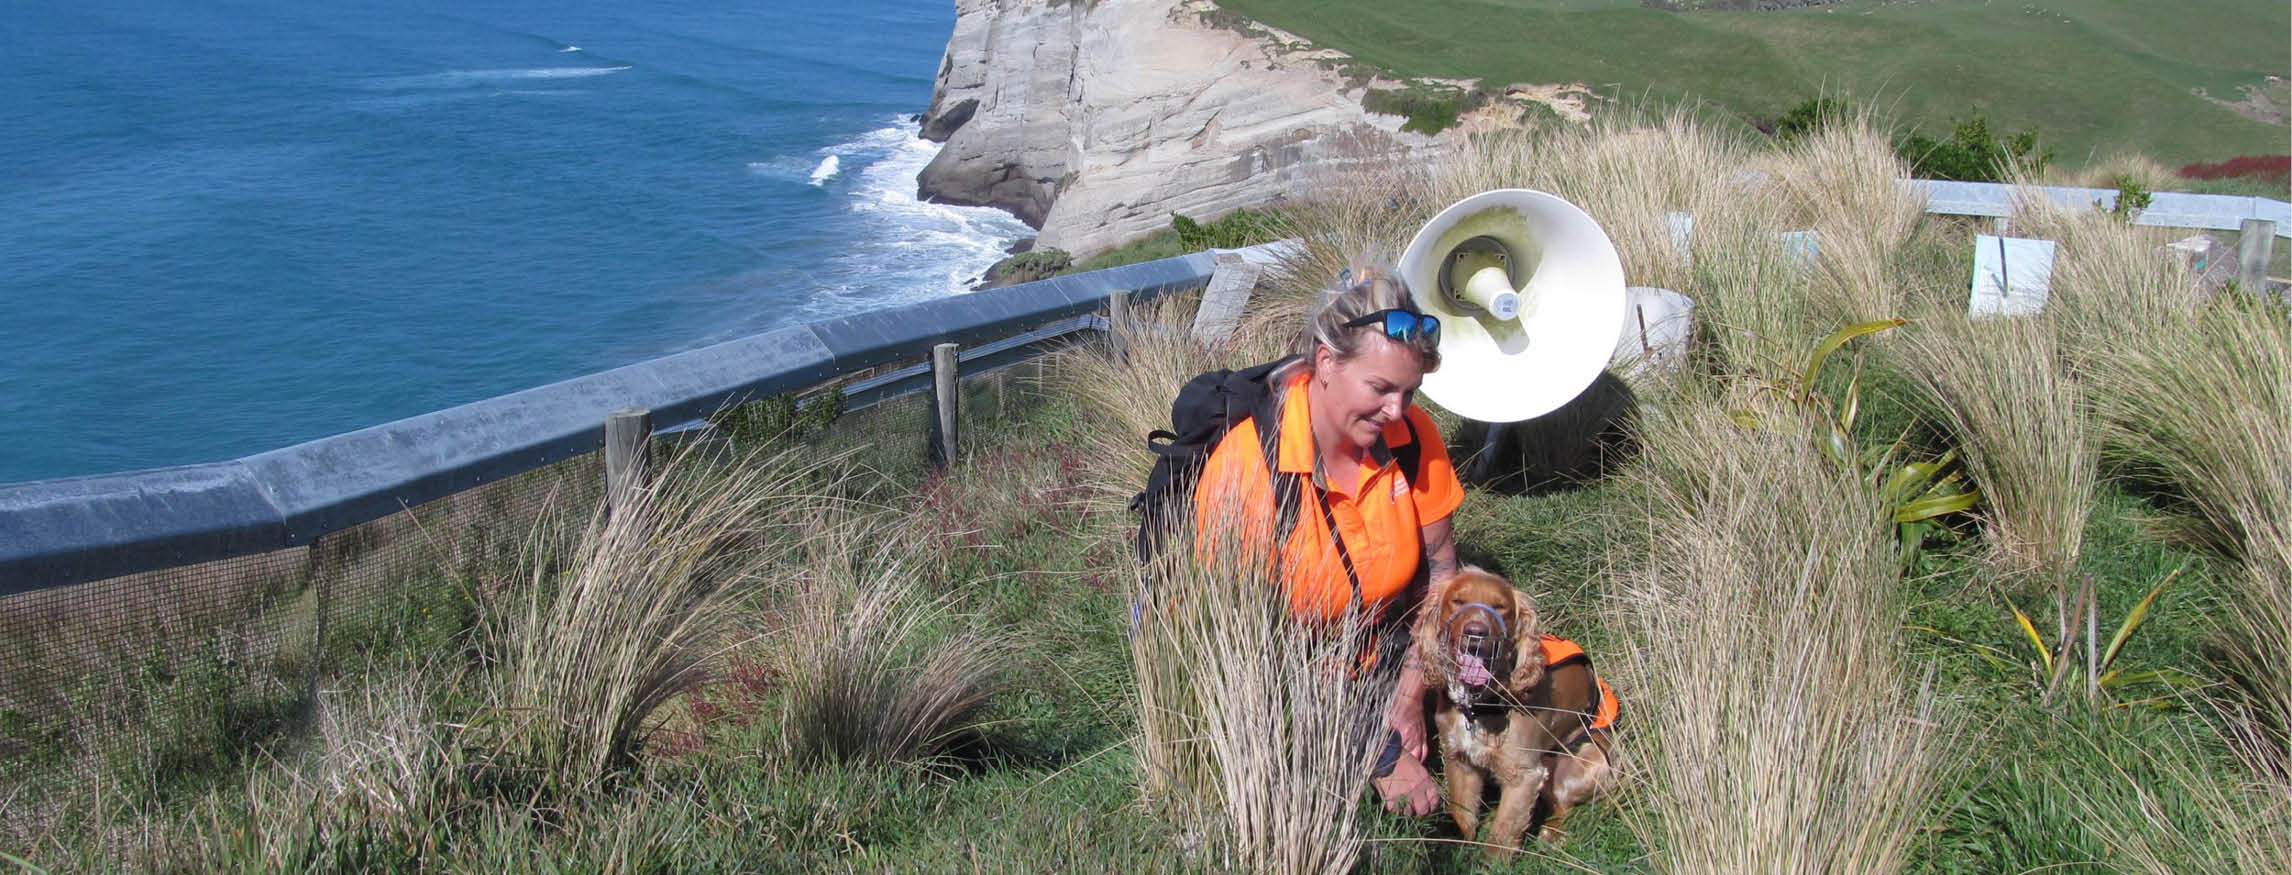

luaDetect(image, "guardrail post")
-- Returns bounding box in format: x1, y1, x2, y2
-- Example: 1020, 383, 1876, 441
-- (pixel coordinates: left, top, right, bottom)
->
2239, 218, 2276, 296
604, 408, 653, 515
1194, 254, 1260, 346
1108, 290, 1132, 362
930, 343, 961, 467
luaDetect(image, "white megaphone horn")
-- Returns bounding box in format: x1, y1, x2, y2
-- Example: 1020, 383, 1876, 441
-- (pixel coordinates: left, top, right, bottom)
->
1397, 189, 1628, 424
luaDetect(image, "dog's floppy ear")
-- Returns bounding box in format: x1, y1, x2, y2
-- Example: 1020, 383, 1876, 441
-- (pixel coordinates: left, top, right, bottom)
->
1413, 573, 1455, 686
1504, 582, 1546, 694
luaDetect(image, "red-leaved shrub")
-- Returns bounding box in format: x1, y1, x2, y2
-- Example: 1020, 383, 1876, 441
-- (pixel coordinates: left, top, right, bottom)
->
2178, 155, 2290, 184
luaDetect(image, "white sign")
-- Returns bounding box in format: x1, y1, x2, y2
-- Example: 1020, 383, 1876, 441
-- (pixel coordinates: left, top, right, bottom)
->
1970, 234, 2056, 318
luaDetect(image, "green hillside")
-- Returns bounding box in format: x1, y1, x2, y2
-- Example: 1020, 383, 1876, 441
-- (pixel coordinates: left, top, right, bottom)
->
1218, 0, 2289, 168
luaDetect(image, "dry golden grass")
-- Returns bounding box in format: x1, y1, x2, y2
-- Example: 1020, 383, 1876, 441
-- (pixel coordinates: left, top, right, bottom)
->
1769, 120, 1926, 325
487, 440, 830, 793
2000, 176, 2197, 357
1063, 272, 1390, 873
2086, 298, 2292, 773
1056, 295, 1289, 525
1130, 516, 1393, 875
1899, 312, 2094, 587
769, 500, 1008, 768
1617, 387, 1954, 875
2057, 152, 2180, 195
2064, 707, 2292, 875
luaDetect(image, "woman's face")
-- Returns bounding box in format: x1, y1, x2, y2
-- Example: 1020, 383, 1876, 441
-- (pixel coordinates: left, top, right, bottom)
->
1312, 334, 1426, 455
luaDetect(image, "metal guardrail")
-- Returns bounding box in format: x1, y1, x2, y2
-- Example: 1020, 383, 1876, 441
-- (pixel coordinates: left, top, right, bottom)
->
0, 252, 1220, 594
4, 180, 2284, 595
1908, 179, 2291, 237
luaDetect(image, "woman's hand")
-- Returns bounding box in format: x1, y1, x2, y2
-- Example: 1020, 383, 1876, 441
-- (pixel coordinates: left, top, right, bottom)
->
1374, 751, 1440, 816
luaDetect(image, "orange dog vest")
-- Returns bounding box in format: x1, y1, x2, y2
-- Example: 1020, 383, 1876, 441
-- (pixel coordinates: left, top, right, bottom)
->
1540, 635, 1619, 731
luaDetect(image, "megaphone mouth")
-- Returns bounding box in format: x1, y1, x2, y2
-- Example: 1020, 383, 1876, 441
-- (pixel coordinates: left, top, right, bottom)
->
1397, 189, 1628, 423
1439, 236, 1526, 322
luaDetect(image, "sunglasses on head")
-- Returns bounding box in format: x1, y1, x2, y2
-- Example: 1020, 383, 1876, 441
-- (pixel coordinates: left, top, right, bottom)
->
1342, 308, 1441, 346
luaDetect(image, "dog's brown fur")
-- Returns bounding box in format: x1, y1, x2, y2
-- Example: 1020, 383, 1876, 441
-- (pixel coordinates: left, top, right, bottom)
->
1416, 567, 1617, 854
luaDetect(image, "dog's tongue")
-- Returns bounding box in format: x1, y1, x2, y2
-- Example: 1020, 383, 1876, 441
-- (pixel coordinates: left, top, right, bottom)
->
1456, 651, 1493, 686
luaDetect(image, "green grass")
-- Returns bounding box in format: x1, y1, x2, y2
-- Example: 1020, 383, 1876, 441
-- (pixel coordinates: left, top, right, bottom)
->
1215, 0, 2288, 168
5, 335, 2270, 872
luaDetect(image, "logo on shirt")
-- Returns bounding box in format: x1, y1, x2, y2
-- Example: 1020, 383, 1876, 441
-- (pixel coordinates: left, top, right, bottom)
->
1392, 471, 1409, 501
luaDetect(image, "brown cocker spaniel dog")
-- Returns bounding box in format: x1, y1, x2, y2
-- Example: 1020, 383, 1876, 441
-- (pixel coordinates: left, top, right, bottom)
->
1416, 567, 1618, 854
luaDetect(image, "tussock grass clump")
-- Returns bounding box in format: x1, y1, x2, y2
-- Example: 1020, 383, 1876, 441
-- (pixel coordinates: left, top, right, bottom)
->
1900, 313, 2094, 587
486, 441, 829, 794
1059, 295, 1290, 523
1429, 106, 1750, 296
1770, 119, 1925, 324
2059, 152, 2179, 196
1063, 280, 1388, 872
2002, 182, 2194, 356
2060, 707, 2292, 875
2085, 298, 2292, 776
1131, 520, 1393, 875
770, 503, 1008, 767
1619, 390, 1954, 874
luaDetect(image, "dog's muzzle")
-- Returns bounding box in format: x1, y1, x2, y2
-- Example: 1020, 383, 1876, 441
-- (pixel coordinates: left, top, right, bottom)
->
1447, 602, 1509, 688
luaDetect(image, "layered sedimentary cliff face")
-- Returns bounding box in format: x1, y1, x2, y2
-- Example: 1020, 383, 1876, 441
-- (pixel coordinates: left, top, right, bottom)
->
919, 0, 1533, 257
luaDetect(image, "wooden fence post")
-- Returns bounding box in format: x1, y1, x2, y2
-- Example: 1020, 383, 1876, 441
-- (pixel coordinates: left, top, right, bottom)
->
1108, 290, 1132, 362
604, 408, 653, 515
1193, 254, 1260, 346
930, 343, 961, 467
2239, 218, 2276, 296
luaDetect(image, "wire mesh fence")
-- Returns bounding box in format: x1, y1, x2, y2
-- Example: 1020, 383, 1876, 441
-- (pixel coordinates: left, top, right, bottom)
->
0, 305, 1113, 793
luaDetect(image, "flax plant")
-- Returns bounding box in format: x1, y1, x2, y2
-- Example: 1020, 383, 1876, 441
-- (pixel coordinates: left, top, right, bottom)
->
489, 440, 828, 795
1130, 510, 1394, 875
1618, 389, 1953, 874
770, 502, 1008, 767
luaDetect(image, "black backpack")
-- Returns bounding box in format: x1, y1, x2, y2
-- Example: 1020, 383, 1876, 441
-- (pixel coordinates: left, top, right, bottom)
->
1128, 356, 1423, 577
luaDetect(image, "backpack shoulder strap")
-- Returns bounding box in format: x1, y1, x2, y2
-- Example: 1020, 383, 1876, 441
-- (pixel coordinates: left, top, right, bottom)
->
1396, 409, 1424, 480
1255, 384, 1305, 547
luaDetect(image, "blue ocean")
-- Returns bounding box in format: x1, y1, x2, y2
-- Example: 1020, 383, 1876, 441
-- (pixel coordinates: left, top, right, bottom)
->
0, 0, 1027, 483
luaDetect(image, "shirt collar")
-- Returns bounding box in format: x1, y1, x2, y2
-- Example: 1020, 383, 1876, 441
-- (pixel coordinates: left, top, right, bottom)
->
1274, 370, 1415, 481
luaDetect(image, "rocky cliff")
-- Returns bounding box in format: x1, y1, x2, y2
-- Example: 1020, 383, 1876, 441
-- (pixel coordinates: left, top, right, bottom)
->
917, 0, 1583, 257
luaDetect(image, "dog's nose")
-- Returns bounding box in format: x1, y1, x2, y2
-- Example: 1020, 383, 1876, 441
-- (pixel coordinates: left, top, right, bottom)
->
1462, 620, 1491, 640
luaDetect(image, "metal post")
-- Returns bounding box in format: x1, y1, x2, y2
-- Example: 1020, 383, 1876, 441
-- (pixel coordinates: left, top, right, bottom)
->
604, 408, 653, 514
2239, 218, 2276, 295
930, 343, 961, 467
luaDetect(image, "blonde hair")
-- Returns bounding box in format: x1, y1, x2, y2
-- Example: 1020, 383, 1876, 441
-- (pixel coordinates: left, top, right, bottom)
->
1298, 265, 1442, 371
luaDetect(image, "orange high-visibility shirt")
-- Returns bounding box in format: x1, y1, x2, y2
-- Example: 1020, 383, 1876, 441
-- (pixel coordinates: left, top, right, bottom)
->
1193, 370, 1464, 624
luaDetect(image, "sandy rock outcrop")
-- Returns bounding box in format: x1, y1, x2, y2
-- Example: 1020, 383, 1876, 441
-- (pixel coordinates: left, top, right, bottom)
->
919, 0, 1497, 257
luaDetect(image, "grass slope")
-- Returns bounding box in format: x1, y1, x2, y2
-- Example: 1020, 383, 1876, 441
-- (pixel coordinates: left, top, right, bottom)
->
9, 118, 2288, 872
1216, 0, 2289, 167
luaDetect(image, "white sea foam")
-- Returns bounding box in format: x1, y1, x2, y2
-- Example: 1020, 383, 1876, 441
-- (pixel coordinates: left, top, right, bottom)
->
559, 45, 583, 53
800, 119, 1031, 315
808, 154, 841, 185
366, 66, 631, 90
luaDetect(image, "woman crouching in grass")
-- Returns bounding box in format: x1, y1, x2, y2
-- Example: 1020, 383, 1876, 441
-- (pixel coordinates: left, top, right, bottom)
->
1192, 265, 1462, 815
